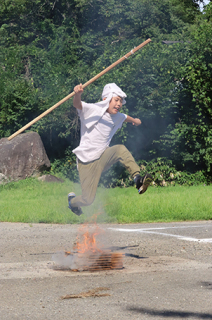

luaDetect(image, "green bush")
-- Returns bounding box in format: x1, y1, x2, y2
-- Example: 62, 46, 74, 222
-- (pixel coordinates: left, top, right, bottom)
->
50, 147, 79, 183
53, 155, 208, 188
139, 157, 207, 186
99, 157, 207, 188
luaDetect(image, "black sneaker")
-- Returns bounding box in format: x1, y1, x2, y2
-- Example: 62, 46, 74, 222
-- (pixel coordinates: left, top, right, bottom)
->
135, 173, 153, 194
68, 192, 83, 216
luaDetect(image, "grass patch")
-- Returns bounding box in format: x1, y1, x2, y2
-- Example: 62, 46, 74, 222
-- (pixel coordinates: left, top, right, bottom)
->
0, 178, 211, 224
105, 185, 212, 223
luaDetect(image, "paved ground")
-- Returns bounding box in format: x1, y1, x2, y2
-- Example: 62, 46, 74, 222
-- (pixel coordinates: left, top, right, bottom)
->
0, 220, 212, 320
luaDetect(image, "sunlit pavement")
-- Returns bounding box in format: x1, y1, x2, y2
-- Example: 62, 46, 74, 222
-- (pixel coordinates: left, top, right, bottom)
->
0, 221, 212, 320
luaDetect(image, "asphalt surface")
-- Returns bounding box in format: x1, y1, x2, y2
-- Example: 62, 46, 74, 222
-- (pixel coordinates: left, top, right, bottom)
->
0, 221, 212, 320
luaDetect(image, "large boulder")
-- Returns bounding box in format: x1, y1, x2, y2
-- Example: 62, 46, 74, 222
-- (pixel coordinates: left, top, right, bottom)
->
0, 132, 51, 182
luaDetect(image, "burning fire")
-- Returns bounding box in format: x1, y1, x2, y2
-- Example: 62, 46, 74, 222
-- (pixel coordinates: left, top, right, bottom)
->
53, 215, 124, 271
73, 224, 105, 254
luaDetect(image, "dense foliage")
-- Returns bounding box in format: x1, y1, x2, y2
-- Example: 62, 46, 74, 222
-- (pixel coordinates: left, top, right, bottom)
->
0, 0, 211, 182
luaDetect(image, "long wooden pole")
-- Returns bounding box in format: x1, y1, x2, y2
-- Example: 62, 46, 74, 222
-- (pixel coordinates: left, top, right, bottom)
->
8, 38, 151, 141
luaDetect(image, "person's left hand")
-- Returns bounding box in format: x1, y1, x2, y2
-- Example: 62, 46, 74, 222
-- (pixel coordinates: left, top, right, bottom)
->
132, 118, 142, 126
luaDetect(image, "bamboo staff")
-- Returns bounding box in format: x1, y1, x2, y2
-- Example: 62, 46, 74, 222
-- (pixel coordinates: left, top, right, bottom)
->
8, 38, 151, 141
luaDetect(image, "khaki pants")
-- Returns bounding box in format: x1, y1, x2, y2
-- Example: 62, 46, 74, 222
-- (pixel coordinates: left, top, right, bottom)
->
71, 145, 140, 208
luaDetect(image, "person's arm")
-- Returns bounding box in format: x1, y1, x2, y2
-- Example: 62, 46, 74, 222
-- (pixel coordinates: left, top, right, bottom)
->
124, 115, 141, 126
73, 83, 83, 110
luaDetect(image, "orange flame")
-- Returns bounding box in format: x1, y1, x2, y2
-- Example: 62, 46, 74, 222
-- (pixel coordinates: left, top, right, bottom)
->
73, 221, 105, 254
63, 212, 124, 271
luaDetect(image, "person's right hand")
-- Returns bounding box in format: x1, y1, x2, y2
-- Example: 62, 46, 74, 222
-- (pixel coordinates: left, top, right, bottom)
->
74, 83, 83, 95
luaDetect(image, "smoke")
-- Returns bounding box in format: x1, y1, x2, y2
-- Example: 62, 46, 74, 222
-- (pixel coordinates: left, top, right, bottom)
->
52, 251, 78, 270
52, 222, 113, 270
52, 251, 103, 271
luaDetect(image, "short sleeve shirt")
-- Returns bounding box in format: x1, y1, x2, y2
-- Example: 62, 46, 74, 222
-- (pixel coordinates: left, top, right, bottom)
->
72, 102, 127, 162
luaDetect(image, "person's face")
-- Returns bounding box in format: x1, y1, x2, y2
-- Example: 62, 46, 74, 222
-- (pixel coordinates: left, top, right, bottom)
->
106, 96, 123, 114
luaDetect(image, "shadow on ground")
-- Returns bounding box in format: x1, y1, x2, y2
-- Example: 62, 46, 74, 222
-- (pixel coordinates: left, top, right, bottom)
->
109, 245, 147, 259
200, 282, 212, 290
127, 307, 212, 319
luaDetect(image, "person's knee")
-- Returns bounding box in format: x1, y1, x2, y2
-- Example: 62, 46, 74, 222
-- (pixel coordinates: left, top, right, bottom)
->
116, 144, 129, 157
81, 195, 95, 206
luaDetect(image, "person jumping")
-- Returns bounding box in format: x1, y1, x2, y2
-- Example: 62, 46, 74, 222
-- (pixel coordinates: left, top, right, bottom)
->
68, 83, 153, 215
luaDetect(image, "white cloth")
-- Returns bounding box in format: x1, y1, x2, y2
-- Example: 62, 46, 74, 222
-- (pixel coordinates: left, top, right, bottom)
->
102, 83, 127, 105
77, 95, 112, 130
72, 101, 127, 162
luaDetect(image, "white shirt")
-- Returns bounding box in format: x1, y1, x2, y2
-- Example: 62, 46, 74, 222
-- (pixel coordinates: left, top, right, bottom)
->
72, 101, 127, 162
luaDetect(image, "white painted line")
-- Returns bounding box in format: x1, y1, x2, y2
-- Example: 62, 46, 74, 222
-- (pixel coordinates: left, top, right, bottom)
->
140, 230, 212, 243
108, 227, 212, 243
109, 224, 212, 232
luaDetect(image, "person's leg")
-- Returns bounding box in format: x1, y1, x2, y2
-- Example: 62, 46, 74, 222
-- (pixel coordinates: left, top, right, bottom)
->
69, 145, 153, 215
70, 158, 103, 209
69, 146, 135, 213
101, 145, 140, 178
101, 145, 153, 194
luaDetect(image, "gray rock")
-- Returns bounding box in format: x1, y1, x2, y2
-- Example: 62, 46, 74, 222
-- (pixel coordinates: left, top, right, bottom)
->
0, 132, 51, 182
0, 173, 8, 185
37, 175, 64, 183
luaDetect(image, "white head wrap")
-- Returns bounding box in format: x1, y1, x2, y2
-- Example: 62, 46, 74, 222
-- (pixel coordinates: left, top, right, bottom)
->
80, 83, 127, 130
102, 83, 127, 105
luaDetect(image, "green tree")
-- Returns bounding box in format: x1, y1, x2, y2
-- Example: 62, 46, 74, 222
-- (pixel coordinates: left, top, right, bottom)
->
158, 3, 212, 176
1, 0, 210, 177
0, 0, 82, 157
